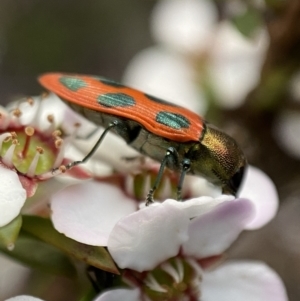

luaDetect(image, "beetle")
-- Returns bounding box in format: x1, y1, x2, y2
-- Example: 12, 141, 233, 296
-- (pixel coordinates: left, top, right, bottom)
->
38, 73, 247, 205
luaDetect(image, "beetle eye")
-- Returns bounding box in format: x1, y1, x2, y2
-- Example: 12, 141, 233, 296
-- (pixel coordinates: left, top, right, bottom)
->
228, 165, 246, 196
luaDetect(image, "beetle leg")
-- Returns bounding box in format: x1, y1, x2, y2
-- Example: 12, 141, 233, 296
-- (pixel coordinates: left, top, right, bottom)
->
176, 158, 191, 201
146, 147, 178, 206
52, 120, 122, 173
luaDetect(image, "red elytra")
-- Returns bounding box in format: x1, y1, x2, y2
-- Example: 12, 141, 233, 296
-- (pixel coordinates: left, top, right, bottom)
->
38, 73, 204, 143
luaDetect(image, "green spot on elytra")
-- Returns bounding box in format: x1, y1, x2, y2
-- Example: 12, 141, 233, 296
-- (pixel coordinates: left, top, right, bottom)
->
98, 93, 135, 108
59, 76, 87, 91
156, 111, 190, 130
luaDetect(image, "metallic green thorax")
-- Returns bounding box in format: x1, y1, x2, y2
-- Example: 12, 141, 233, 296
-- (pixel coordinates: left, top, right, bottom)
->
192, 124, 246, 195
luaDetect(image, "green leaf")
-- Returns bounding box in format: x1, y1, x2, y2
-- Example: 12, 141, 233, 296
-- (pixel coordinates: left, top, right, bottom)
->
22, 215, 119, 274
0, 215, 22, 249
231, 8, 262, 37
0, 232, 76, 277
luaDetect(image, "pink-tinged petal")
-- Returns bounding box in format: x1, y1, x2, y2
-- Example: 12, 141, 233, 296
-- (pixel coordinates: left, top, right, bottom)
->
0, 166, 27, 227
18, 174, 38, 198
23, 177, 82, 215
108, 202, 189, 272
202, 261, 288, 301
51, 181, 137, 246
164, 195, 234, 220
94, 288, 141, 301
182, 199, 254, 258
239, 166, 278, 230
5, 296, 44, 301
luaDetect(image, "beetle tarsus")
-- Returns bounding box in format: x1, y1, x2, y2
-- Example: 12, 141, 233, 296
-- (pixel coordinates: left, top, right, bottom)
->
146, 189, 154, 206
176, 188, 182, 201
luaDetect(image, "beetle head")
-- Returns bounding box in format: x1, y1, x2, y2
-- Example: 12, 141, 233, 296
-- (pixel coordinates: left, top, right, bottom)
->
187, 125, 247, 196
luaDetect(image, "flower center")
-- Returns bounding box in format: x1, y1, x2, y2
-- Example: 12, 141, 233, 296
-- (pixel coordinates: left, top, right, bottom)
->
125, 166, 192, 202
124, 258, 202, 301
0, 128, 58, 175
0, 99, 65, 177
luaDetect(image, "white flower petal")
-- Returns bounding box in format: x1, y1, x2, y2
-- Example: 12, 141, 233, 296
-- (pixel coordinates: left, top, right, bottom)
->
151, 0, 217, 53
23, 177, 82, 214
7, 94, 73, 130
94, 288, 141, 301
239, 166, 278, 229
51, 181, 137, 246
71, 128, 140, 175
63, 143, 114, 177
202, 261, 288, 301
182, 199, 254, 258
5, 296, 44, 301
188, 176, 222, 198
32, 94, 69, 130
0, 166, 27, 227
108, 202, 189, 272
14, 97, 40, 125
61, 101, 97, 137
123, 47, 206, 114
163, 195, 234, 219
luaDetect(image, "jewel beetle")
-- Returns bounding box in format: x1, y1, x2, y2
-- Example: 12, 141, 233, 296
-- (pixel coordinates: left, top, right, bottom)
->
39, 73, 247, 204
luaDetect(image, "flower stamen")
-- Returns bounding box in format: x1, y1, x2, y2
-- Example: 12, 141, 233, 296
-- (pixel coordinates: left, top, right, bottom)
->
45, 114, 56, 135
26, 146, 44, 177
10, 108, 22, 127
41, 91, 49, 99
144, 274, 168, 293
52, 129, 62, 138
53, 137, 65, 168
13, 108, 22, 118
0, 133, 12, 153
161, 262, 182, 283
22, 126, 35, 158
26, 97, 34, 106
175, 258, 184, 283
3, 139, 19, 167
185, 258, 203, 281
